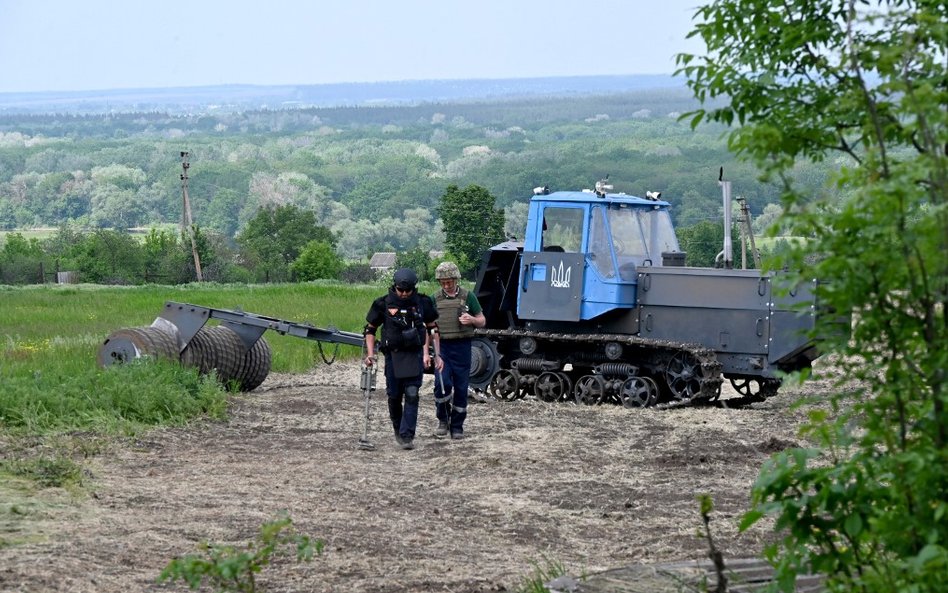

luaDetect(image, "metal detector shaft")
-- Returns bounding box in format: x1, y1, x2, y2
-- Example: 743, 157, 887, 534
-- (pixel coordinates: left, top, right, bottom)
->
358, 345, 377, 451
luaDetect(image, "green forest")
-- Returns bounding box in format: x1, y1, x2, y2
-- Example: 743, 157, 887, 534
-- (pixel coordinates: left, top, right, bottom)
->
0, 86, 829, 284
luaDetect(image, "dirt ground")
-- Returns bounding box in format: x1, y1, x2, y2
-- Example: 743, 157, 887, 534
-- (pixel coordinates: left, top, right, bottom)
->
0, 360, 836, 593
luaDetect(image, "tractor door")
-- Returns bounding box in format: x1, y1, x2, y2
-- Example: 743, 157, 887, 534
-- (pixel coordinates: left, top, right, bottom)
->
519, 251, 585, 321
518, 205, 586, 321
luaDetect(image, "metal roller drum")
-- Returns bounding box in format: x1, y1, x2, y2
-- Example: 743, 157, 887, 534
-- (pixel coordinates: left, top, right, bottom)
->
99, 301, 368, 394
180, 325, 244, 386
232, 335, 272, 392
97, 325, 179, 368
102, 322, 273, 392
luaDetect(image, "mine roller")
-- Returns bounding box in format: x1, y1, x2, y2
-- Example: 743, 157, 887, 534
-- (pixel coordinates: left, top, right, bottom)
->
98, 301, 364, 391
466, 177, 830, 407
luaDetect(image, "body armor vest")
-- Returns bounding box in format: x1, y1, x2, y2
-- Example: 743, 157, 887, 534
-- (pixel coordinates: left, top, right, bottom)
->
380, 293, 426, 352
435, 287, 474, 340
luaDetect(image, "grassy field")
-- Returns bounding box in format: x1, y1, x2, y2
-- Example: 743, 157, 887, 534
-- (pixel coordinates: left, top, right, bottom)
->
0, 281, 390, 368
0, 224, 180, 248
0, 281, 418, 437
0, 280, 430, 536
0, 228, 59, 247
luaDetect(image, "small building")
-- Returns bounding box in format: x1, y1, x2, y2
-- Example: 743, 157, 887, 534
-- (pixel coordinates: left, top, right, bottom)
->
369, 252, 397, 273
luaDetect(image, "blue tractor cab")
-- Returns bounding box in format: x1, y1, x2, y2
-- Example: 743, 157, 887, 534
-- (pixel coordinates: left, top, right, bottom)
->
519, 188, 681, 322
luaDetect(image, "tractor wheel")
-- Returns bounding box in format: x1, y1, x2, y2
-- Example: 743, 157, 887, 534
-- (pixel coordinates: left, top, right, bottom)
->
619, 376, 659, 408
534, 371, 567, 402
665, 351, 709, 401
574, 375, 606, 405
489, 369, 520, 401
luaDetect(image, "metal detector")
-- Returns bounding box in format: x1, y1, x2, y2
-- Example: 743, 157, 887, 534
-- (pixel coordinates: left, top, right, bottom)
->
358, 344, 377, 451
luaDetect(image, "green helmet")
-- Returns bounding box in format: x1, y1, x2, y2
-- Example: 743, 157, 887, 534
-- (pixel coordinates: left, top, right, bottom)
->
435, 261, 461, 280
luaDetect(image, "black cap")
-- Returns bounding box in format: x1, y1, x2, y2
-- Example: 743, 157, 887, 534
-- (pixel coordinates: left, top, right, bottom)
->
393, 268, 418, 291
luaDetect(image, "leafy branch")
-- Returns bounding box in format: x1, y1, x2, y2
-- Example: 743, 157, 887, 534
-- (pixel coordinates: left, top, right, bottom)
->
158, 514, 323, 593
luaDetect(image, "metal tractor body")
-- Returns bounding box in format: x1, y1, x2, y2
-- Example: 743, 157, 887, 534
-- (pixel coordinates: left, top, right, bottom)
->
469, 185, 821, 407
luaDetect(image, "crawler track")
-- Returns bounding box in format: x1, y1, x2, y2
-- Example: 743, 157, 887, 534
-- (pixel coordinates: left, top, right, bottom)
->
479, 328, 724, 407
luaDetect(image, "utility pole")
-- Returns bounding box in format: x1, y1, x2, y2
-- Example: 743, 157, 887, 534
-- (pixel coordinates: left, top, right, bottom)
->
737, 196, 748, 269
180, 151, 203, 282
736, 196, 761, 269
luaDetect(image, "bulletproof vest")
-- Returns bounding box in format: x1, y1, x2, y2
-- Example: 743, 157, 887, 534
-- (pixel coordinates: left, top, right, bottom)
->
380, 292, 426, 352
435, 286, 474, 340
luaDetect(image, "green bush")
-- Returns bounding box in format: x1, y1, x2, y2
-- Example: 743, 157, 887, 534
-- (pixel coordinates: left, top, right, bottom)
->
339, 262, 377, 284
159, 514, 323, 593
290, 240, 343, 281
395, 248, 432, 281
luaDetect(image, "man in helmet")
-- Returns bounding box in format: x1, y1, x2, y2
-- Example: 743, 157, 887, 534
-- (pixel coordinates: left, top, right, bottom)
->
364, 267, 442, 450
429, 261, 486, 440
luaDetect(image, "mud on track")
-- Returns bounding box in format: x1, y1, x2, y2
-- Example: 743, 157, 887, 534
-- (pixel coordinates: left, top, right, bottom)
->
0, 361, 834, 593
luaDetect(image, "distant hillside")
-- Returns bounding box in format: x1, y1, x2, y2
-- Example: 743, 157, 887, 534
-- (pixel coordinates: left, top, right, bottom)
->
0, 75, 686, 115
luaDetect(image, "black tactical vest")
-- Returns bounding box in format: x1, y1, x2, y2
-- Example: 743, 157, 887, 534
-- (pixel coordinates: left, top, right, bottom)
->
380, 292, 426, 352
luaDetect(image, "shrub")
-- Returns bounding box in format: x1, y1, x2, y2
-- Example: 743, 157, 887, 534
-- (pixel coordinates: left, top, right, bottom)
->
290, 240, 343, 281
159, 514, 323, 593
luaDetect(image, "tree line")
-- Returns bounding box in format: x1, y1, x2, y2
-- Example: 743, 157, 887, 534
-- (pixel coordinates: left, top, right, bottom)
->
0, 180, 777, 286
0, 89, 829, 265
0, 184, 512, 286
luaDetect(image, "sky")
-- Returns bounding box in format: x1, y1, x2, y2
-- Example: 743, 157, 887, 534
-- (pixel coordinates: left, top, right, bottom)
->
0, 0, 706, 94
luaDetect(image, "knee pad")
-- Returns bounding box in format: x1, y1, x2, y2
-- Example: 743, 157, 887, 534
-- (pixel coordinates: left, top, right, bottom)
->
405, 384, 420, 404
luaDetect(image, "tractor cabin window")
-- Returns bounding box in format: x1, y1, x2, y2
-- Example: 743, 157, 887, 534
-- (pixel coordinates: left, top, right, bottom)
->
541, 207, 584, 253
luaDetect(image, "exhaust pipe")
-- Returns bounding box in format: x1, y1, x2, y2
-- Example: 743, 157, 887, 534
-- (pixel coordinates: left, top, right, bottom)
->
715, 168, 733, 269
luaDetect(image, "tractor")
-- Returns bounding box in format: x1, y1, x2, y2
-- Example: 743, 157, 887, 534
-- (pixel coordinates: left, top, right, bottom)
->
466, 178, 824, 407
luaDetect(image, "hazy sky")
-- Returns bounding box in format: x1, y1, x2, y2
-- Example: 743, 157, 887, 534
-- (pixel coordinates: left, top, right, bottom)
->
0, 0, 706, 94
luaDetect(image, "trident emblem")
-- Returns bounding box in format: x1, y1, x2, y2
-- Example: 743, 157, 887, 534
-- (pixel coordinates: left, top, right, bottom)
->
550, 261, 571, 288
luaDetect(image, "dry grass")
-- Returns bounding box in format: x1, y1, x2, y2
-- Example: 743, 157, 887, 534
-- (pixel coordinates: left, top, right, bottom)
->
0, 360, 833, 593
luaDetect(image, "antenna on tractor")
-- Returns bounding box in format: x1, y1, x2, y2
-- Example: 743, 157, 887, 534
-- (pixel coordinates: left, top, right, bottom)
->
594, 175, 613, 198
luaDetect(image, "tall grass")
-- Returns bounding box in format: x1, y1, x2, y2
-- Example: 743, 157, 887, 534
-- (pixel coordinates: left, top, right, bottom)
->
516, 556, 571, 593
1, 359, 228, 434
0, 280, 392, 368
0, 280, 407, 436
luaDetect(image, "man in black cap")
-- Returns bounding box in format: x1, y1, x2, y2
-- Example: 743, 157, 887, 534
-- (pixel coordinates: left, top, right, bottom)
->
364, 268, 441, 450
